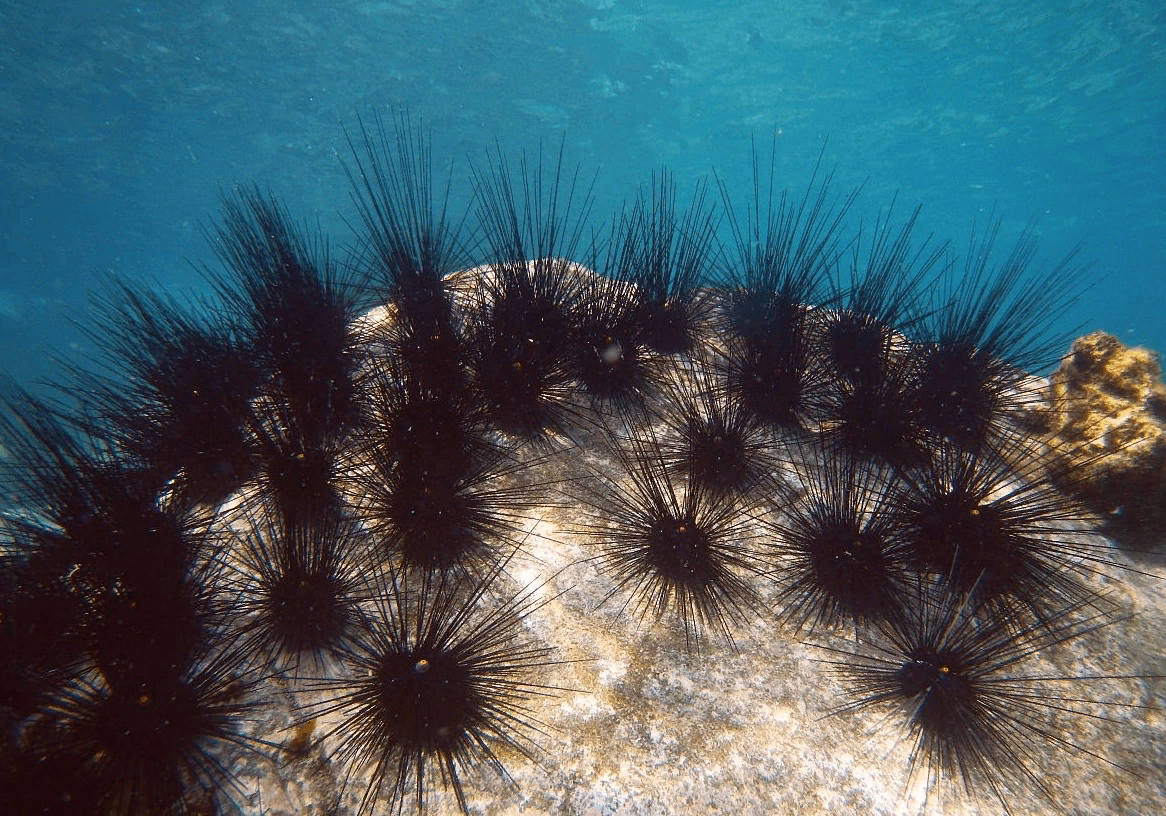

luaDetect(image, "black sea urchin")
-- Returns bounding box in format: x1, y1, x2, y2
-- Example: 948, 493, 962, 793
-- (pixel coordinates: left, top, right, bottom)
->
620, 170, 719, 356
654, 354, 785, 499
299, 562, 561, 815
18, 636, 262, 816
352, 362, 552, 576
814, 343, 931, 470
0, 384, 218, 684
344, 110, 472, 392
912, 217, 1089, 453
0, 384, 264, 816
716, 144, 857, 433
815, 200, 941, 386
817, 583, 1146, 813
209, 185, 366, 446
572, 238, 666, 419
65, 277, 258, 506
571, 425, 775, 650
767, 443, 913, 635
463, 142, 594, 443
887, 435, 1119, 626
227, 499, 369, 675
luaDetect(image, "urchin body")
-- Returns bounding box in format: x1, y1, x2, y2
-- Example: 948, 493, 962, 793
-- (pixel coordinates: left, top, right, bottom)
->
303, 568, 557, 815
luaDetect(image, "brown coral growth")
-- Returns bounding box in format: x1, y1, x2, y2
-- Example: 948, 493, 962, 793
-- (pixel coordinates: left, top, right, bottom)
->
1044, 331, 1166, 549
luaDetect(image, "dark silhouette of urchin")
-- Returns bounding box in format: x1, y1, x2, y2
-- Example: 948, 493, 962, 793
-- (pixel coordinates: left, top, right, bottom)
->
718, 293, 827, 435
0, 542, 85, 724
766, 443, 914, 635
0, 382, 220, 687
617, 170, 720, 356
208, 185, 367, 447
353, 438, 548, 578
62, 277, 259, 506
344, 109, 473, 391
351, 362, 553, 576
246, 394, 350, 531
461, 269, 582, 443
571, 424, 776, 650
16, 635, 263, 816
814, 344, 931, 470
463, 141, 594, 444
809, 202, 942, 469
887, 435, 1120, 626
911, 217, 1089, 453
654, 354, 786, 499
816, 582, 1147, 814
0, 383, 262, 816
359, 352, 497, 486
571, 243, 667, 419
298, 561, 562, 816
816, 200, 943, 386
716, 144, 858, 433
226, 499, 370, 675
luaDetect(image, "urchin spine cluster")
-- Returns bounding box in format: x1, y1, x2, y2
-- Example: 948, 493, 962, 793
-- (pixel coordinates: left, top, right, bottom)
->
0, 114, 1156, 816
818, 585, 1146, 813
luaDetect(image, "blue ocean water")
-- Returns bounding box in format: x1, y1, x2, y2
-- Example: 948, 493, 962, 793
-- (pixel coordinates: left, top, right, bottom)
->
1, 0, 1163, 388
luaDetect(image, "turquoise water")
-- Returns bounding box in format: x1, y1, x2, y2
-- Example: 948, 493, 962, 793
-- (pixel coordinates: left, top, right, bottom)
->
1, 0, 1163, 386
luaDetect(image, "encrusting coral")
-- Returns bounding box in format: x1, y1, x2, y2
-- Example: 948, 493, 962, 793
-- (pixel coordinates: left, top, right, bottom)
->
1042, 331, 1166, 549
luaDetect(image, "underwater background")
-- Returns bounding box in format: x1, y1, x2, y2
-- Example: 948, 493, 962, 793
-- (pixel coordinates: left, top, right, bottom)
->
1, 0, 1163, 389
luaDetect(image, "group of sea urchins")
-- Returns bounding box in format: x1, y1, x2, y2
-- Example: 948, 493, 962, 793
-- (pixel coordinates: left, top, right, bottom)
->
0, 112, 1160, 816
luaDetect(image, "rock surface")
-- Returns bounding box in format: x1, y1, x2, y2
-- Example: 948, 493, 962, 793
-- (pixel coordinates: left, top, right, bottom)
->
233, 329, 1166, 816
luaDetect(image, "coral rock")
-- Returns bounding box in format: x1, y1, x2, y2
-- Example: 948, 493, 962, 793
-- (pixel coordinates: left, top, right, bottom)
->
1045, 331, 1166, 547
